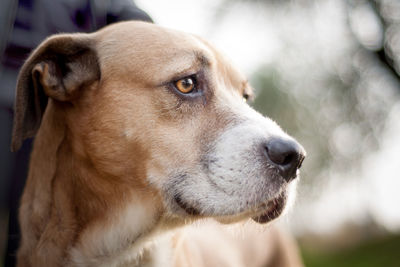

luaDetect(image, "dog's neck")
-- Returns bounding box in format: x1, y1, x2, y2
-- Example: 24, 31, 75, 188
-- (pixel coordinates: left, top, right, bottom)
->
20, 101, 170, 266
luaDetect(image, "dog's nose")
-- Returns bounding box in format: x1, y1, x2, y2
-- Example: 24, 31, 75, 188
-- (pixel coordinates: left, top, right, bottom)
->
265, 138, 306, 182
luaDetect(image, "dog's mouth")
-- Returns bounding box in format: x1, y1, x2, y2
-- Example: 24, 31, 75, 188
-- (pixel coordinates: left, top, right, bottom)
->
174, 189, 288, 223
174, 195, 201, 216
251, 191, 287, 224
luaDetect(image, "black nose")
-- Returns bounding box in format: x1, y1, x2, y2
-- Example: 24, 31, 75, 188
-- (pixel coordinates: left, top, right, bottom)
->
265, 138, 306, 182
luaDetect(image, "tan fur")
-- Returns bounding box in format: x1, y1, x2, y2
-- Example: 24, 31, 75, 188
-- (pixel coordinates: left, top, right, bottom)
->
13, 21, 304, 267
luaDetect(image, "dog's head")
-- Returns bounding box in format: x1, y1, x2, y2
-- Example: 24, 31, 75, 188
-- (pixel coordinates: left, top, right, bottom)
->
12, 21, 305, 224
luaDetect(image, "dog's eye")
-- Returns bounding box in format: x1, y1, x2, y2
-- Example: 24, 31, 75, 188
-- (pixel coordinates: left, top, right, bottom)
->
175, 77, 196, 94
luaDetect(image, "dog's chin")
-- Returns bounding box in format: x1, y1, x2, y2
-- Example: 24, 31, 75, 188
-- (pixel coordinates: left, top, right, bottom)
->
251, 191, 288, 224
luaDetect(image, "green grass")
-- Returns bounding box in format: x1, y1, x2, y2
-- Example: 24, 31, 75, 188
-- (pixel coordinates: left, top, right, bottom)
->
300, 235, 400, 267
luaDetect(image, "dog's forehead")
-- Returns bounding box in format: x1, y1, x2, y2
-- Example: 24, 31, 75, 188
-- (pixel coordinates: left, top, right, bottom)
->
94, 21, 247, 89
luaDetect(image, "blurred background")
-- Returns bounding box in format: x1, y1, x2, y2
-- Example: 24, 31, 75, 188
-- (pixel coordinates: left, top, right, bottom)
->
1, 0, 400, 266
136, 0, 400, 266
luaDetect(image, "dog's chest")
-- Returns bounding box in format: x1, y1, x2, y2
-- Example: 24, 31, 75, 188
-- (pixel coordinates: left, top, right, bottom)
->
69, 202, 163, 266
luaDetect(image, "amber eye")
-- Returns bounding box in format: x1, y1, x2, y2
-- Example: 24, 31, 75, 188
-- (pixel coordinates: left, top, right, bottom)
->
175, 77, 196, 94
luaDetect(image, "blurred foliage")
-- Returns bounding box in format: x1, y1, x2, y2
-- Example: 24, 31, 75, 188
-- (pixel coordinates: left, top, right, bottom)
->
250, 68, 296, 133
300, 234, 400, 267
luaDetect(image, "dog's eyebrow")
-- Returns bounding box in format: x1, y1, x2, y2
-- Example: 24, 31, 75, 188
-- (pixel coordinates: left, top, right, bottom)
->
194, 52, 211, 67
160, 52, 211, 85
155, 51, 213, 88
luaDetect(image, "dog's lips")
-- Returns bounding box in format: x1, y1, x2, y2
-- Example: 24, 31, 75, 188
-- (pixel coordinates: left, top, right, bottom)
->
173, 186, 289, 223
251, 192, 287, 224
174, 195, 200, 216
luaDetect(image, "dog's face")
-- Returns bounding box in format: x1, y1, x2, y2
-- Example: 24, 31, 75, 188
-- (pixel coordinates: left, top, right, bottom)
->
13, 21, 305, 225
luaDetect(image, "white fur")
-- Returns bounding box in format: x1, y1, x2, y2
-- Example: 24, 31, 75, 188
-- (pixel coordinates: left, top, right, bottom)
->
69, 201, 157, 267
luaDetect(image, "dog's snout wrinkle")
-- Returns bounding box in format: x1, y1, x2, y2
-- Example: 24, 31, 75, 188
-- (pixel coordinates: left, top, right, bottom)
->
264, 138, 306, 183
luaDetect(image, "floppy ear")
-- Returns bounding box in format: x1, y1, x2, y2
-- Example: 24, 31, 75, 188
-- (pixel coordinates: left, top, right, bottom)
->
11, 34, 100, 152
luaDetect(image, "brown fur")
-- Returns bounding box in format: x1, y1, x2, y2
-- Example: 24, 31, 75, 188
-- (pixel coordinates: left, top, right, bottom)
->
12, 21, 303, 267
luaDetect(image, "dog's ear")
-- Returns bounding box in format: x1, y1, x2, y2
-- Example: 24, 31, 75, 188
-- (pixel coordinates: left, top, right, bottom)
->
11, 34, 100, 152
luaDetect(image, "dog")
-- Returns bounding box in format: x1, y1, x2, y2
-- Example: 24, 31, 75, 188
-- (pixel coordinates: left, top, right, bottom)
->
11, 21, 306, 267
